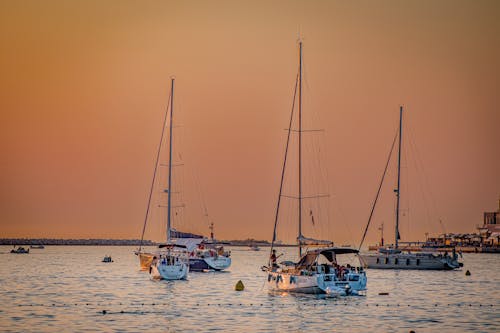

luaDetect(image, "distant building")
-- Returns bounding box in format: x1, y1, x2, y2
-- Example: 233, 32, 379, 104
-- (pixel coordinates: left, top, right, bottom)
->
478, 199, 500, 246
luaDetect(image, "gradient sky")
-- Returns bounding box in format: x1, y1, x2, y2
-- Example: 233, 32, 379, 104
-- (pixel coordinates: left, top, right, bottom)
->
1, 0, 499, 246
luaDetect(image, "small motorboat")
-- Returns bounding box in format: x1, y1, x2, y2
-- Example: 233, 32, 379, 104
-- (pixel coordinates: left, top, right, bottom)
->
11, 246, 29, 254
102, 255, 113, 263
30, 244, 45, 249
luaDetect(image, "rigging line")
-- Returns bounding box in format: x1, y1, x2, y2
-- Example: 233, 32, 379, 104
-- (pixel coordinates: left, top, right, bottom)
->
139, 89, 172, 252
407, 120, 440, 231
270, 71, 299, 263
193, 167, 211, 228
358, 128, 399, 251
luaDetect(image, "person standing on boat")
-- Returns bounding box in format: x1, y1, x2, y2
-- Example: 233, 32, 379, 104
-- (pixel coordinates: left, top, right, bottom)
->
270, 250, 282, 270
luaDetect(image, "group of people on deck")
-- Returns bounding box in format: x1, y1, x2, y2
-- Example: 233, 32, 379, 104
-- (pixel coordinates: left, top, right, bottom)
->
269, 249, 351, 280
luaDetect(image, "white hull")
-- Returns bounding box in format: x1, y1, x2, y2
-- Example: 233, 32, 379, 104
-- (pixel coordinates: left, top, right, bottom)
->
203, 256, 231, 271
266, 269, 367, 296
360, 253, 461, 270
150, 260, 189, 280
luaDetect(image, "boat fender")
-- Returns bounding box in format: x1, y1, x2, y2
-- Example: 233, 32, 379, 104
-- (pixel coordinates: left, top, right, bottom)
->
465, 270, 471, 276
235, 280, 244, 291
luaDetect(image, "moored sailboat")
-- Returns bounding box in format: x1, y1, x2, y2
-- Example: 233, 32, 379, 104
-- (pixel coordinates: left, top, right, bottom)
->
174, 224, 231, 272
137, 77, 189, 280
263, 40, 366, 296
359, 107, 462, 270
136, 77, 229, 276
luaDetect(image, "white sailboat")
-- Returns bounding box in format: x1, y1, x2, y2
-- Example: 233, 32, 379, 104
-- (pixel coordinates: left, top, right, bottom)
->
136, 77, 230, 275
359, 107, 462, 270
139, 77, 189, 280
263, 41, 367, 296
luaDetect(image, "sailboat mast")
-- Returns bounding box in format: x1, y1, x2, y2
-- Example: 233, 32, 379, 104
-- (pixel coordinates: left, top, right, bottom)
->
298, 41, 303, 257
395, 106, 403, 249
167, 77, 175, 243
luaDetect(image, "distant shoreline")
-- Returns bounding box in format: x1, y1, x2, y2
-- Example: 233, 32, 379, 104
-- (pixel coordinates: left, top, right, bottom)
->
0, 238, 156, 246
0, 238, 287, 247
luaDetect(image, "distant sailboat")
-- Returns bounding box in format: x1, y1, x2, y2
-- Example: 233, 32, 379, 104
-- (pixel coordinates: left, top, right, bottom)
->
263, 41, 367, 296
359, 107, 462, 270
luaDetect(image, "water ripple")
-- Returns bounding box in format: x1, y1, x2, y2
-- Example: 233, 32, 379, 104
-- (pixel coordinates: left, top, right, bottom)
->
0, 246, 498, 332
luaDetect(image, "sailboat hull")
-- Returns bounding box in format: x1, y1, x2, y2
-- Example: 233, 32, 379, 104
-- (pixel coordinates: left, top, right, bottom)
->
188, 256, 231, 271
266, 270, 367, 296
150, 261, 189, 280
360, 253, 461, 270
203, 256, 231, 271
139, 252, 231, 272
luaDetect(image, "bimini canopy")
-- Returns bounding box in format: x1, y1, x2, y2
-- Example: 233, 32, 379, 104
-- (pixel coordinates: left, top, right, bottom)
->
297, 235, 333, 246
158, 243, 187, 249
296, 247, 359, 269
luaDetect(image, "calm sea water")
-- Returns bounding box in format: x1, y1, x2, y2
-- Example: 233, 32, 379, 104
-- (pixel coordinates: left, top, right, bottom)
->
0, 246, 498, 332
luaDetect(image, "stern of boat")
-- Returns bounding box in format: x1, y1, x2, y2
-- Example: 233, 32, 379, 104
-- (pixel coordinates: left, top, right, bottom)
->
155, 261, 189, 280
204, 256, 231, 271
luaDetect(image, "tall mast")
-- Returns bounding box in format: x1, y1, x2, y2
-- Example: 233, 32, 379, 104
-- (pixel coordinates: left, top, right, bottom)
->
298, 40, 303, 257
166, 77, 175, 243
395, 106, 403, 249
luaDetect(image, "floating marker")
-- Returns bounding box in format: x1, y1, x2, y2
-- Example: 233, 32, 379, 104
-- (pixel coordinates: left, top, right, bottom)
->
235, 280, 245, 291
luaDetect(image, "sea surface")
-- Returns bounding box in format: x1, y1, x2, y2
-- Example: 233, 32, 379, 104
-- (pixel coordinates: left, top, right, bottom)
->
0, 246, 498, 332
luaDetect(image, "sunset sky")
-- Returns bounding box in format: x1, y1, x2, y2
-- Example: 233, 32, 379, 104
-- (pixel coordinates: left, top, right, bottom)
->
1, 0, 499, 246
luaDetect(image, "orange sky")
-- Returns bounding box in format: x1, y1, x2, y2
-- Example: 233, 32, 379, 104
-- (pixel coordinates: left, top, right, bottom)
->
1, 0, 499, 245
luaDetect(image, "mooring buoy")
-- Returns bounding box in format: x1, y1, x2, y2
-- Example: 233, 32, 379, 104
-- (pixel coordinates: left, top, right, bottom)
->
235, 280, 244, 291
